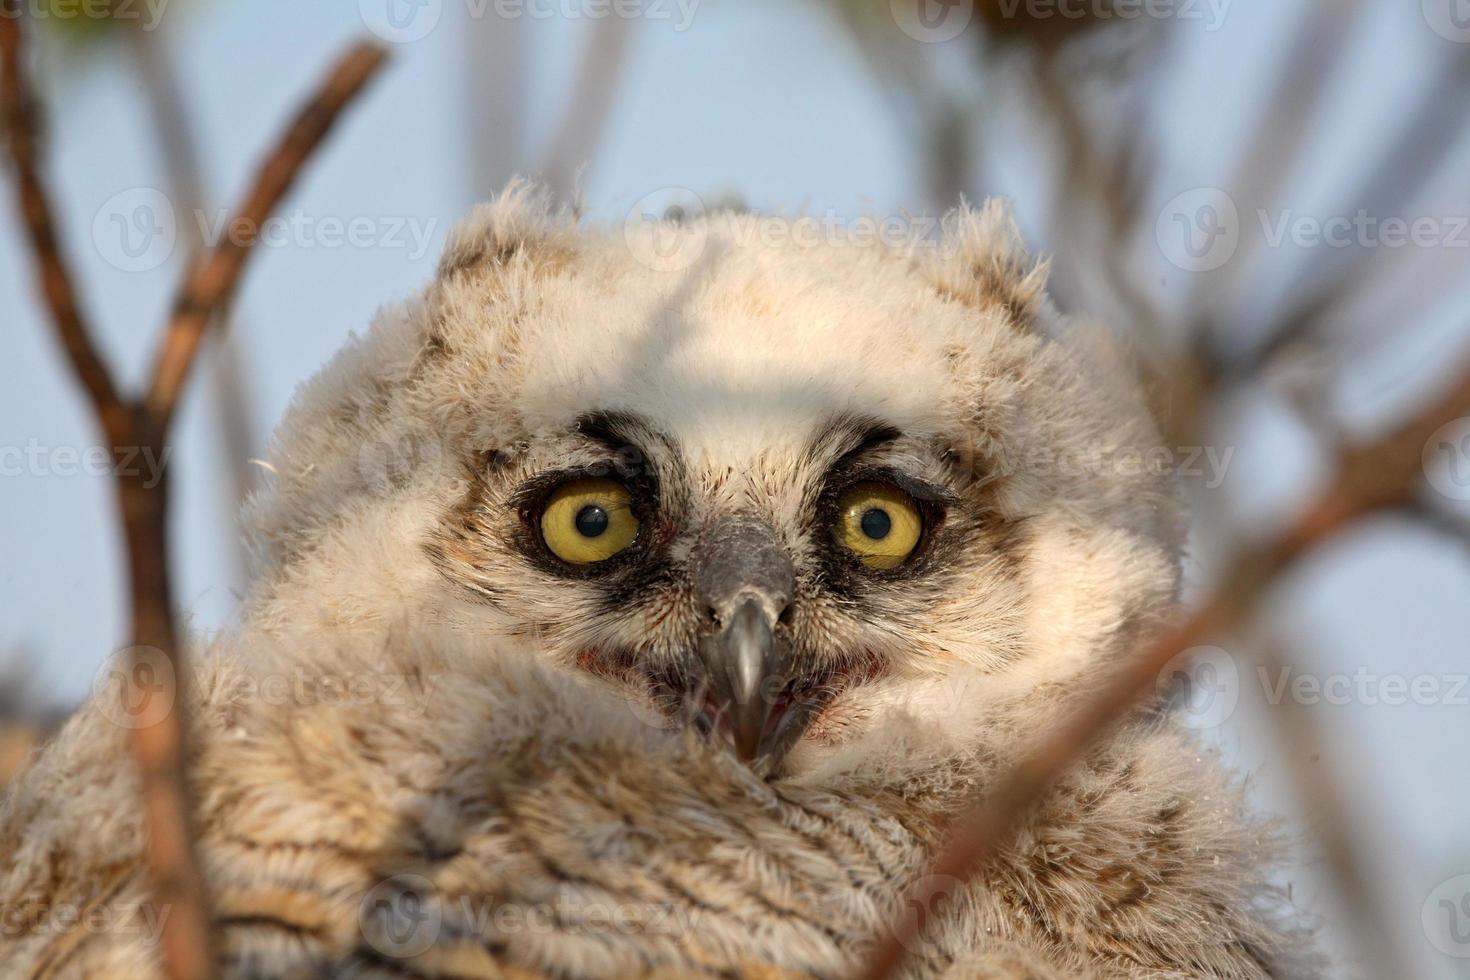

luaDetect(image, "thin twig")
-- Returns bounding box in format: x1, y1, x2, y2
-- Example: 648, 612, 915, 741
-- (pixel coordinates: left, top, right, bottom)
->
3, 15, 389, 978
125, 23, 259, 580
145, 41, 388, 427
1249, 632, 1413, 979
540, 14, 633, 202
861, 365, 1470, 980
0, 5, 129, 445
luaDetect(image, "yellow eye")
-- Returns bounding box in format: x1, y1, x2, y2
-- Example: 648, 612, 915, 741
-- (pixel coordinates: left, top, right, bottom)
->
540, 478, 640, 565
833, 482, 923, 570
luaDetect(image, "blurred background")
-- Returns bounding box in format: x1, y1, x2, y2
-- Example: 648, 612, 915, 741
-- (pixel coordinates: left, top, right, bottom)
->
2, 0, 1469, 976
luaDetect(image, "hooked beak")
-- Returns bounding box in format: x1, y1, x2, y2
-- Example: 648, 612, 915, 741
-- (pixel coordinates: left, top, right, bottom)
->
697, 597, 784, 764
684, 516, 830, 775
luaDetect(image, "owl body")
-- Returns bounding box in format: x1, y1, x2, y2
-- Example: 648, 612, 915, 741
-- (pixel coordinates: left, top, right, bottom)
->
1, 186, 1314, 978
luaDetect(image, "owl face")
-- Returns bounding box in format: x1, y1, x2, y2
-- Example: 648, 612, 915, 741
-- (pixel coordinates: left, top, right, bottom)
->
428, 406, 1009, 771
248, 186, 1184, 774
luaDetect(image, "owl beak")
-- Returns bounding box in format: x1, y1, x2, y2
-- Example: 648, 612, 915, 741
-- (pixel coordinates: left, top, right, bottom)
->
697, 597, 787, 765
690, 516, 803, 772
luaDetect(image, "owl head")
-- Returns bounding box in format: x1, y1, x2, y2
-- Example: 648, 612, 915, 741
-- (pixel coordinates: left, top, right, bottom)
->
243, 182, 1184, 776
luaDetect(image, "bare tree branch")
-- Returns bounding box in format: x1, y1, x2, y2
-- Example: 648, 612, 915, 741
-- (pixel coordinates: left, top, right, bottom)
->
146, 41, 388, 428
1249, 632, 1412, 979
3, 16, 389, 978
1, 4, 128, 445
861, 363, 1470, 980
125, 23, 260, 581
540, 14, 634, 203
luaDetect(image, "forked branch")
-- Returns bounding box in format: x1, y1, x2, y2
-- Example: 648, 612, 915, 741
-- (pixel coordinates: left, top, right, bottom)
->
146, 41, 387, 428
0, 4, 128, 444
1, 14, 388, 979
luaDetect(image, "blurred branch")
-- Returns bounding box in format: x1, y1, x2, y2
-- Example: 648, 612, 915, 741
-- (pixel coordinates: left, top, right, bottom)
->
1407, 501, 1470, 556
862, 360, 1470, 979
1250, 631, 1413, 979
825, 3, 981, 209
1, 6, 128, 445
1185, 0, 1365, 362
1, 13, 388, 978
540, 14, 633, 203
1030, 49, 1165, 346
124, 24, 257, 579
146, 42, 387, 426
463, 12, 527, 200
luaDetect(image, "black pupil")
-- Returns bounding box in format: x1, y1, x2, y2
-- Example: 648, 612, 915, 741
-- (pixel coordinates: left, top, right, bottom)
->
860, 507, 891, 540
574, 504, 610, 538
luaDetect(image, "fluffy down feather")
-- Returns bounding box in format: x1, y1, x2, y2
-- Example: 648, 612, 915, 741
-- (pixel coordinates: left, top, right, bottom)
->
1, 184, 1316, 978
